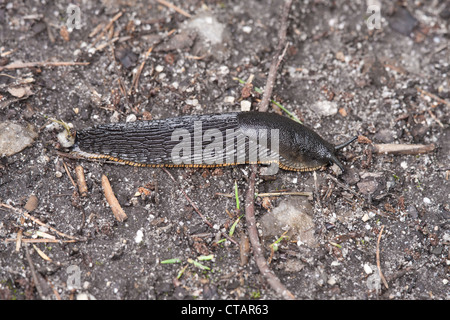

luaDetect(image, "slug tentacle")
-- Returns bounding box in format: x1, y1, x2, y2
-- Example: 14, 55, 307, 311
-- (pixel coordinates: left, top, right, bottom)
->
72, 112, 356, 173
335, 136, 358, 150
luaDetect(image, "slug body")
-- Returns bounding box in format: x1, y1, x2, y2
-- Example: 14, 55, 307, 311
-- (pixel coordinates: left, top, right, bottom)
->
72, 112, 356, 172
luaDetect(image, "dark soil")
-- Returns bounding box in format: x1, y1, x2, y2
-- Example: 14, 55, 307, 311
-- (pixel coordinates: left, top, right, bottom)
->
0, 0, 448, 300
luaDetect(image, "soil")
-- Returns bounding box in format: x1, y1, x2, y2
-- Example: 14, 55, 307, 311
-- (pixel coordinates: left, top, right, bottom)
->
0, 0, 448, 300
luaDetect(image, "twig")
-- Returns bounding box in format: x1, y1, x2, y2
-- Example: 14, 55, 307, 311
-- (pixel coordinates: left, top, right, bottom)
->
131, 46, 153, 94
245, 165, 296, 299
427, 109, 444, 128
16, 228, 23, 252
75, 165, 88, 197
259, 0, 292, 112
0, 203, 85, 241
416, 86, 450, 108
372, 143, 435, 155
161, 168, 238, 245
91, 11, 123, 47
62, 161, 76, 189
233, 77, 301, 123
5, 238, 78, 243
376, 225, 389, 289
101, 175, 128, 222
25, 245, 45, 300
326, 174, 364, 200
239, 234, 250, 266
156, 0, 192, 18
0, 61, 89, 72
257, 191, 313, 198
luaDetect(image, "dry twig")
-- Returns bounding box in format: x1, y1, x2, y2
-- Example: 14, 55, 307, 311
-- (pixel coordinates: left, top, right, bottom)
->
376, 225, 389, 289
259, 0, 292, 112
245, 165, 295, 299
101, 175, 128, 222
156, 0, 191, 18
5, 238, 78, 243
0, 203, 84, 241
372, 143, 435, 155
416, 86, 450, 107
75, 165, 88, 197
25, 245, 45, 300
0, 61, 89, 72
131, 46, 153, 94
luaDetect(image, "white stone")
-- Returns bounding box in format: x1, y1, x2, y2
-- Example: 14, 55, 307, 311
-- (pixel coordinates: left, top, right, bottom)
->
134, 229, 144, 243
363, 263, 373, 274
240, 100, 251, 111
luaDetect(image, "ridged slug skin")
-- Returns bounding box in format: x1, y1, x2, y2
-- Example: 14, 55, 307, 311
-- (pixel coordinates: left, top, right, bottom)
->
72, 112, 355, 172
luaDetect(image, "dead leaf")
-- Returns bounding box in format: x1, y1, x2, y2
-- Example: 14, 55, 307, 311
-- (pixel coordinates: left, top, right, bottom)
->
7, 86, 32, 98
33, 244, 52, 262
60, 25, 70, 41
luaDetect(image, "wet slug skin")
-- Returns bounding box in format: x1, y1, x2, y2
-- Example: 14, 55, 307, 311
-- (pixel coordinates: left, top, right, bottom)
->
71, 112, 356, 174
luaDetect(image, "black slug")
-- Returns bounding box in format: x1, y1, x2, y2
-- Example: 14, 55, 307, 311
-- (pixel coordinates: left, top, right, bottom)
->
71, 112, 356, 173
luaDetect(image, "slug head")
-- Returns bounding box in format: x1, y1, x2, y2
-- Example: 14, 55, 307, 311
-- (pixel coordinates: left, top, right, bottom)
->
326, 136, 358, 172
281, 134, 357, 173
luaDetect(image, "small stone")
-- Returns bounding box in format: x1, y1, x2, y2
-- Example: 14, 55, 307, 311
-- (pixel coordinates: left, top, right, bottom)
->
407, 205, 418, 219
310, 100, 338, 117
135, 229, 144, 243
284, 259, 305, 272
361, 213, 370, 222
240, 100, 251, 112
0, 121, 38, 157
341, 168, 360, 185
363, 263, 373, 274
217, 65, 229, 75
126, 114, 137, 122
357, 180, 378, 195
186, 99, 199, 106
224, 96, 235, 104
431, 246, 443, 255
327, 276, 337, 285
335, 51, 345, 62
76, 293, 96, 300
242, 26, 252, 33
187, 13, 225, 45
423, 197, 431, 205
155, 65, 164, 73
374, 129, 395, 143
260, 198, 316, 247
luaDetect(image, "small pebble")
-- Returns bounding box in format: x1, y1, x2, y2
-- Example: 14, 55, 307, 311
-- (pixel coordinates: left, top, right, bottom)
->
327, 276, 337, 285
242, 26, 252, 33
240, 100, 251, 112
224, 96, 235, 104
135, 229, 144, 243
361, 213, 370, 222
126, 114, 137, 122
363, 263, 373, 275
